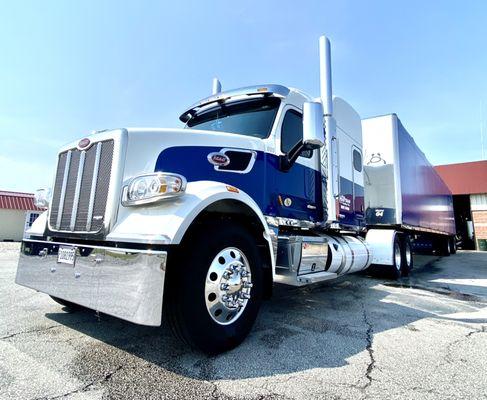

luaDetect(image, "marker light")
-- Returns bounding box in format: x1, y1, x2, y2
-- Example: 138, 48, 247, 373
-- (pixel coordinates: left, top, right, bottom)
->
122, 173, 186, 206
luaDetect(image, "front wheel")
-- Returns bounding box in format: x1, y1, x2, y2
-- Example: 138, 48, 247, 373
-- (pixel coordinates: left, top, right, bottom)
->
164, 222, 264, 354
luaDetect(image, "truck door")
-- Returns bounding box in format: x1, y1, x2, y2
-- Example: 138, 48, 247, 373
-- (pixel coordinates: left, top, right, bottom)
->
275, 107, 321, 222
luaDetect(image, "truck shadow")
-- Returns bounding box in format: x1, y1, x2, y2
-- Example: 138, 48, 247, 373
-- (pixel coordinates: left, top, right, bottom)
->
45, 254, 487, 381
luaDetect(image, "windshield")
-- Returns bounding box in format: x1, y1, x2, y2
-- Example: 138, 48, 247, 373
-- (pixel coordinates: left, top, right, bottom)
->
186, 97, 280, 138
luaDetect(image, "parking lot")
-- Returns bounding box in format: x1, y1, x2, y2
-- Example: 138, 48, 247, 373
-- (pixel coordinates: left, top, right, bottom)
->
1, 243, 486, 400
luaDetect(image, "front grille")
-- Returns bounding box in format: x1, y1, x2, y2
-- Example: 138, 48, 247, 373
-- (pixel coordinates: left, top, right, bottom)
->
49, 140, 114, 233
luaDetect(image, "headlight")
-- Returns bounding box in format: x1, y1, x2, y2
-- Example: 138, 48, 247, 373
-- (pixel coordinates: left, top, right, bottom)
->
122, 173, 186, 206
34, 188, 51, 209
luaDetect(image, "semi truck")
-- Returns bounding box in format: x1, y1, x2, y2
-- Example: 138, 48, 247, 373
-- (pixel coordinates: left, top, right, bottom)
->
16, 36, 455, 354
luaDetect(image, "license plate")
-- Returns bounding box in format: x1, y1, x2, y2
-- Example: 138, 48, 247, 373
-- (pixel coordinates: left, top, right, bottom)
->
57, 246, 76, 265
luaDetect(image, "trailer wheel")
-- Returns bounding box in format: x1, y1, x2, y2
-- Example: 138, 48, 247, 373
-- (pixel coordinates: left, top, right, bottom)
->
390, 235, 403, 280
401, 235, 413, 276
164, 222, 263, 354
449, 236, 457, 255
440, 236, 451, 256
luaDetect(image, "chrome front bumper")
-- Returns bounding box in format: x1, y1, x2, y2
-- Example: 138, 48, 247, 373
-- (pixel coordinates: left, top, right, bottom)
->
15, 239, 167, 326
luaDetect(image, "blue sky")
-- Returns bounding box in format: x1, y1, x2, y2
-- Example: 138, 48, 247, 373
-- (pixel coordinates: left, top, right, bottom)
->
1, 0, 486, 192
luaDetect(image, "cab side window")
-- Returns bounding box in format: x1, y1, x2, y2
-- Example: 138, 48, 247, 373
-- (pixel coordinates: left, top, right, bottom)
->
280, 110, 312, 158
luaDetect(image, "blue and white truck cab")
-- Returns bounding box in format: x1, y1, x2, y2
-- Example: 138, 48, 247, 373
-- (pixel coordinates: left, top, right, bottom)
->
16, 36, 455, 353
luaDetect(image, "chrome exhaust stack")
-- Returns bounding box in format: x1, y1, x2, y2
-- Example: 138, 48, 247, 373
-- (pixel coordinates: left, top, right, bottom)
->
212, 78, 222, 95
319, 35, 339, 223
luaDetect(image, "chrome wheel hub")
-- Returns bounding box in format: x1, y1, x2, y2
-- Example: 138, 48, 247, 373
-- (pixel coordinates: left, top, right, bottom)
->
205, 247, 252, 325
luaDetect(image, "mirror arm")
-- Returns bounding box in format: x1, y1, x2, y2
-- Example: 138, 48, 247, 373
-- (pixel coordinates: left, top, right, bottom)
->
279, 141, 306, 172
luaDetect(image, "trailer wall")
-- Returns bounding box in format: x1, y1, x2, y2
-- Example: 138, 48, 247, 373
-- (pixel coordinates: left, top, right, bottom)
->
362, 114, 455, 235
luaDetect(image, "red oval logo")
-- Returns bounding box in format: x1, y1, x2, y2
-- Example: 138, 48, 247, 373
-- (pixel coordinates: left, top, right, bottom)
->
207, 152, 230, 167
78, 138, 91, 149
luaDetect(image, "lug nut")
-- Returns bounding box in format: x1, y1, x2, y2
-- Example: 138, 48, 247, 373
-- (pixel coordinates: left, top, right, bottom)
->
240, 270, 248, 277
223, 270, 232, 279
220, 283, 229, 291
243, 282, 253, 289
239, 292, 251, 300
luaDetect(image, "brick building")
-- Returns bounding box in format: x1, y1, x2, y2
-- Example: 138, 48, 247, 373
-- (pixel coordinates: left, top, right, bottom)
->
0, 190, 44, 241
435, 161, 487, 250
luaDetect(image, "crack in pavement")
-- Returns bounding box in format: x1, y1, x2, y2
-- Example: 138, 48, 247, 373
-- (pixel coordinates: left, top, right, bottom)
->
1, 317, 109, 342
32, 364, 124, 400
362, 307, 376, 390
0, 325, 59, 340
445, 325, 487, 365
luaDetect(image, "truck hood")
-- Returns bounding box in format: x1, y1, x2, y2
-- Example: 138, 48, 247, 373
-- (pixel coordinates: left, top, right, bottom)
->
121, 127, 266, 183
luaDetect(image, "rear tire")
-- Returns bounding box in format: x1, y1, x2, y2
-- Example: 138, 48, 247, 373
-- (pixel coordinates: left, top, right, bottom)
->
449, 236, 457, 254
401, 235, 413, 276
389, 234, 403, 280
164, 222, 264, 354
440, 236, 451, 256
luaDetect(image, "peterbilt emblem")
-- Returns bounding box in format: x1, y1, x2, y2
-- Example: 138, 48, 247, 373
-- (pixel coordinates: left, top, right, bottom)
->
78, 138, 91, 149
207, 152, 230, 167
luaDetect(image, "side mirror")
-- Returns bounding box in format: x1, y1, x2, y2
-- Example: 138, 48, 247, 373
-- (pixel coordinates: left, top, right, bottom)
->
302, 101, 325, 149
279, 101, 325, 172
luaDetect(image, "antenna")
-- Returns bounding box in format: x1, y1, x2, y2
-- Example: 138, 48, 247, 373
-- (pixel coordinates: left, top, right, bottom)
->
319, 36, 333, 117
212, 78, 222, 95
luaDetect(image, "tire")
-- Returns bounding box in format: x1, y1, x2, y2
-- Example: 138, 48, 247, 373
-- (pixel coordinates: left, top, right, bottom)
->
433, 236, 450, 256
441, 236, 451, 256
50, 296, 84, 311
164, 222, 264, 354
449, 236, 457, 254
389, 234, 403, 280
401, 235, 413, 276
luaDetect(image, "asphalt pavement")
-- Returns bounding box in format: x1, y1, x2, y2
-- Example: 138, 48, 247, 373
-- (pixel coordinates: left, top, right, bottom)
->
1, 242, 486, 400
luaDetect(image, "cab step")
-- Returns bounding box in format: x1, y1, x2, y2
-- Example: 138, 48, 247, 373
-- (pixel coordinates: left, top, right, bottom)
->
297, 271, 338, 284
274, 235, 336, 286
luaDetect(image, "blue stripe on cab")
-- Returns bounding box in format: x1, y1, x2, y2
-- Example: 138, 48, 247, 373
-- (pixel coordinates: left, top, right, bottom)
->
154, 146, 323, 222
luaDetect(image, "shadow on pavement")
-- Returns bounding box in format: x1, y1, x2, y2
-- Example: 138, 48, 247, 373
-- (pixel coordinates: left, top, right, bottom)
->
45, 253, 487, 381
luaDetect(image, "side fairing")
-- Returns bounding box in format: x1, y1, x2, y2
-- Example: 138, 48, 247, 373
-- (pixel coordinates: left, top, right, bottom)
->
332, 97, 365, 228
